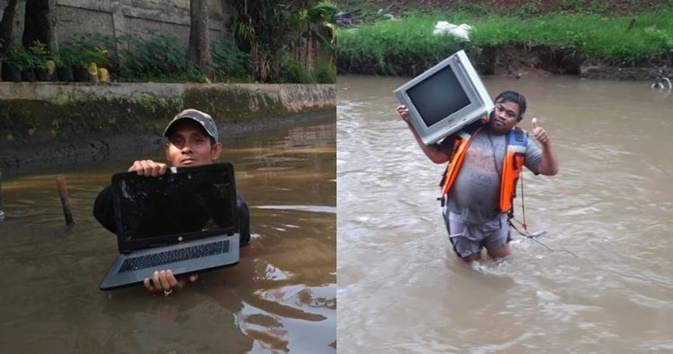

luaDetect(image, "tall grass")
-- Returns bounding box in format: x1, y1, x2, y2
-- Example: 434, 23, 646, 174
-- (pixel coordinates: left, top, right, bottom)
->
279, 59, 337, 83
338, 10, 673, 74
338, 16, 464, 75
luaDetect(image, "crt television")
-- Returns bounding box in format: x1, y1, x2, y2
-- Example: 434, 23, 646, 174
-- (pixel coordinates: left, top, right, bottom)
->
394, 50, 493, 145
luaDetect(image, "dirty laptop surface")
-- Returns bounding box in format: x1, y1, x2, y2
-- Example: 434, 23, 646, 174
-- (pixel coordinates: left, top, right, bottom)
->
99, 163, 240, 290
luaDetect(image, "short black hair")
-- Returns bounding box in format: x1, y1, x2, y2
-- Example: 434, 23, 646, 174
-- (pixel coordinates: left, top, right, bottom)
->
494, 91, 527, 118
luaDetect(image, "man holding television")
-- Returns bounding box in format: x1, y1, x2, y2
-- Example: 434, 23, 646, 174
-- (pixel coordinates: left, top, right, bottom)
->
398, 91, 558, 262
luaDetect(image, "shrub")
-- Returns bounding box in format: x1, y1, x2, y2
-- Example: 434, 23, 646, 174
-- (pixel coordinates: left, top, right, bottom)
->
210, 38, 252, 81
5, 44, 41, 71
313, 62, 336, 83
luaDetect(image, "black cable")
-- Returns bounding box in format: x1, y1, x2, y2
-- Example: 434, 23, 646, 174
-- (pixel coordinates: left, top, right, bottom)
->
513, 172, 579, 258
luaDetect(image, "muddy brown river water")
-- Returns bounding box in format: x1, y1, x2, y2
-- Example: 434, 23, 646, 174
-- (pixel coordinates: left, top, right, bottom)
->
337, 75, 673, 353
0, 116, 335, 353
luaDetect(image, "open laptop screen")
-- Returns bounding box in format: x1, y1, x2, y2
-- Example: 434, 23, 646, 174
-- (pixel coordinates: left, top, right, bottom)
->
111, 163, 239, 251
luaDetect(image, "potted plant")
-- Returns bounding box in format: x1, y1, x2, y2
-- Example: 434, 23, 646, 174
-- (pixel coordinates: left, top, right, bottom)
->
3, 44, 40, 82
53, 43, 77, 82
81, 47, 109, 83
71, 50, 89, 82
29, 40, 53, 81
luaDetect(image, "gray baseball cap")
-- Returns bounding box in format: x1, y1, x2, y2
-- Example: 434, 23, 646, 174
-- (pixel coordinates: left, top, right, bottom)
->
163, 109, 218, 141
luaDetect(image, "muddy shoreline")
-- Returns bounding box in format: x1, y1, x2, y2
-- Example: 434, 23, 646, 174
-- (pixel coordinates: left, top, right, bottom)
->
339, 42, 668, 81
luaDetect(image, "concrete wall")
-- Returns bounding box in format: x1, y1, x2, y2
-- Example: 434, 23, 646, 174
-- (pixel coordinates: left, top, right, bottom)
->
0, 82, 336, 169
0, 0, 233, 49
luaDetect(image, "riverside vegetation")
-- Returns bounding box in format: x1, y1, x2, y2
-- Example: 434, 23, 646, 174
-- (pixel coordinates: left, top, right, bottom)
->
336, 0, 673, 78
2, 29, 336, 84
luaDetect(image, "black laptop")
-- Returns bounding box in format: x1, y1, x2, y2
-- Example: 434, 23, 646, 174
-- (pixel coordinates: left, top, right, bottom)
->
99, 163, 240, 290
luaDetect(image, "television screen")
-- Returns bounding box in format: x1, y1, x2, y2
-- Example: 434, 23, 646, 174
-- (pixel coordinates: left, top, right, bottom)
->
406, 65, 471, 127
394, 50, 493, 145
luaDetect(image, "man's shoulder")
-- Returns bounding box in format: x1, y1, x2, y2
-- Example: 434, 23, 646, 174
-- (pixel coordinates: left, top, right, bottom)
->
464, 120, 485, 134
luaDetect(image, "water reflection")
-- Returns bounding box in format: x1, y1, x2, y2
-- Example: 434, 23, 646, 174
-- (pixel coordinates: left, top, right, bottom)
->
337, 75, 673, 353
0, 116, 336, 353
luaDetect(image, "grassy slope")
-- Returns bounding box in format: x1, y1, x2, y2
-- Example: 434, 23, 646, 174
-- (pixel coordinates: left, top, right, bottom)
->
337, 10, 673, 76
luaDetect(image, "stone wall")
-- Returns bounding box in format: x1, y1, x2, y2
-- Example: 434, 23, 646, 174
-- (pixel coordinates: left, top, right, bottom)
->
0, 0, 233, 48
0, 82, 336, 169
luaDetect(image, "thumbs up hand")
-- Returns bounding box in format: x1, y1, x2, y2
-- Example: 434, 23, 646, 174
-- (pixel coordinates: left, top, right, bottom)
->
531, 117, 550, 145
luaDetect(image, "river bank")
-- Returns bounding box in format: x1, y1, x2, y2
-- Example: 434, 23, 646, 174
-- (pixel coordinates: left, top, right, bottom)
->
336, 2, 673, 80
0, 82, 335, 171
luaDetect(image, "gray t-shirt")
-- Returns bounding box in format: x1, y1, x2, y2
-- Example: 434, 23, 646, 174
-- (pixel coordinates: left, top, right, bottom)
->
447, 128, 542, 224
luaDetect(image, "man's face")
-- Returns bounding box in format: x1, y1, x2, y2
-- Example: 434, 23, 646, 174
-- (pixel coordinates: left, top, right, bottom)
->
165, 120, 222, 167
489, 99, 521, 134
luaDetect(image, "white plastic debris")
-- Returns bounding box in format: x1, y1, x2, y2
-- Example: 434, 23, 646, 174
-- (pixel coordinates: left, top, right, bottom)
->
433, 21, 473, 41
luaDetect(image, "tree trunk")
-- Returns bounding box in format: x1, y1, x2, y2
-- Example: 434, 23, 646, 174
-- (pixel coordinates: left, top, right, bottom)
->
187, 0, 212, 75
0, 0, 19, 56
23, 0, 56, 49
304, 27, 314, 72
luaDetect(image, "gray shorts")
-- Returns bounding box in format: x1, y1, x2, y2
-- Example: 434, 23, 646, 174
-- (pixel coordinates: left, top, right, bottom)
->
442, 210, 511, 258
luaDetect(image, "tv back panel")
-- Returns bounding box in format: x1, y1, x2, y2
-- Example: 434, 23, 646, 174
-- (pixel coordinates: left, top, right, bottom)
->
394, 50, 493, 145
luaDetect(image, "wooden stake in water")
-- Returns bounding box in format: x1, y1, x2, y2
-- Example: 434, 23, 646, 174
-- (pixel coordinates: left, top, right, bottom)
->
56, 175, 74, 226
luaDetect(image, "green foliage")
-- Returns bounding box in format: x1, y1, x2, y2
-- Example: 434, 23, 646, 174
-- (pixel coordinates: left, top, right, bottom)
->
338, 10, 673, 73
453, 1, 493, 16
5, 44, 41, 70
308, 0, 339, 62
229, 0, 338, 82
338, 14, 464, 75
116, 29, 195, 81
81, 47, 109, 67
53, 42, 78, 68
42, 29, 256, 83
70, 33, 115, 69
559, 0, 584, 13
313, 62, 336, 83
28, 40, 55, 71
275, 57, 335, 83
29, 41, 50, 62
508, 0, 544, 17
587, 0, 612, 14
210, 38, 252, 81
308, 0, 338, 24
283, 59, 316, 83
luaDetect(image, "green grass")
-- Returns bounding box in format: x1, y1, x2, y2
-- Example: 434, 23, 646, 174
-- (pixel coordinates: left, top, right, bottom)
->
337, 10, 673, 75
338, 15, 464, 75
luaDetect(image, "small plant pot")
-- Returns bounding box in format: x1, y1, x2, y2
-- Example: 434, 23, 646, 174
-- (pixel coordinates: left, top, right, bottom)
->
73, 67, 89, 82
87, 62, 99, 83
21, 68, 36, 82
98, 67, 109, 83
57, 66, 74, 82
35, 67, 50, 81
1, 64, 22, 82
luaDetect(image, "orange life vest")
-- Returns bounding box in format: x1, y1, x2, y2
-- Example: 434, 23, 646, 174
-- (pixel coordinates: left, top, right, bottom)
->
439, 126, 527, 213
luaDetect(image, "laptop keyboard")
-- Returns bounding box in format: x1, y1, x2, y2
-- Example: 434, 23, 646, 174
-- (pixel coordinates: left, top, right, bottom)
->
119, 240, 229, 273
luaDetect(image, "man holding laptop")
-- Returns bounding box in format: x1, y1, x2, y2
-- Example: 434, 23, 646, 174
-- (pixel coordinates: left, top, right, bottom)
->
398, 91, 559, 262
94, 108, 251, 295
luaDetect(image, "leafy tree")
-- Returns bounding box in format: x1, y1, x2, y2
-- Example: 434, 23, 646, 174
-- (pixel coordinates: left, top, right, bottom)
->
230, 0, 336, 82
